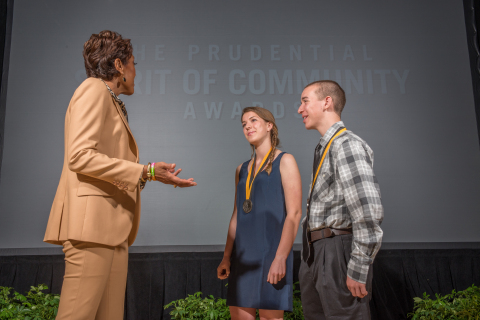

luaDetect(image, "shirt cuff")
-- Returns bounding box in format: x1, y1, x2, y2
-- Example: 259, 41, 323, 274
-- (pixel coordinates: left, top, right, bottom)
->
347, 259, 370, 284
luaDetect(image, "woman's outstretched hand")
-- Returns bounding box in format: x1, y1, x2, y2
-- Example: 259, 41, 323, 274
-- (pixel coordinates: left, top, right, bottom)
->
217, 258, 231, 280
154, 162, 197, 187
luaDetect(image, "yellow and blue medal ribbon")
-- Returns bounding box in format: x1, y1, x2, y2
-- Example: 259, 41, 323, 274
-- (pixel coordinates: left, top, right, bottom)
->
310, 128, 347, 194
243, 147, 273, 213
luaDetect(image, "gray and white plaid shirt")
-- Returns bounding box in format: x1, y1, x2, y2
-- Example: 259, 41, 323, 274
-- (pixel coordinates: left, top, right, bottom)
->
305, 121, 384, 284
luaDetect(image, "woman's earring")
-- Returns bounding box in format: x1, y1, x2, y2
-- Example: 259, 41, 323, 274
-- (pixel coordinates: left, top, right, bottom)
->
123, 76, 126, 82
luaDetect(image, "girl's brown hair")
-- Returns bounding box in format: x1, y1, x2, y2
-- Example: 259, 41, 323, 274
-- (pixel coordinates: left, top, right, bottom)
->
241, 107, 280, 175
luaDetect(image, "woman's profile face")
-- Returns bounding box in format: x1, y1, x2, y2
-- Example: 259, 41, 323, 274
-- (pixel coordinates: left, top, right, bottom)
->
242, 111, 272, 146
121, 55, 136, 95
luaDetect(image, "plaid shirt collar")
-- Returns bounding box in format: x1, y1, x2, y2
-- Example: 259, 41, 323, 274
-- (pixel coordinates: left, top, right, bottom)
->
319, 121, 345, 147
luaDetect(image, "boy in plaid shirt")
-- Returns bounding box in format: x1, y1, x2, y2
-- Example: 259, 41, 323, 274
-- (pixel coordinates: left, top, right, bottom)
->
298, 80, 384, 320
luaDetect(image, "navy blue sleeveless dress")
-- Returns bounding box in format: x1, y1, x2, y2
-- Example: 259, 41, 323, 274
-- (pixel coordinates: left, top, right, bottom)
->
227, 152, 293, 311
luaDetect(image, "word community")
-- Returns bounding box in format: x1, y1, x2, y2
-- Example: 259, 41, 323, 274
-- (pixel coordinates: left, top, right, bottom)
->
131, 68, 409, 96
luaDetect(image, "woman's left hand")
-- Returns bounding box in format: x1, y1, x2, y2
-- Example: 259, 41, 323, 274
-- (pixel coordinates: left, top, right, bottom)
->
154, 162, 197, 187
267, 256, 286, 284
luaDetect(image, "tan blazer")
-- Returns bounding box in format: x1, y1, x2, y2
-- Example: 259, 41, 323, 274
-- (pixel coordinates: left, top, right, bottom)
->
44, 77, 144, 247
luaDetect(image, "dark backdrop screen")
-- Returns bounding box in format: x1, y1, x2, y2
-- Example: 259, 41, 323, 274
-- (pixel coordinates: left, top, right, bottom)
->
1, 0, 479, 249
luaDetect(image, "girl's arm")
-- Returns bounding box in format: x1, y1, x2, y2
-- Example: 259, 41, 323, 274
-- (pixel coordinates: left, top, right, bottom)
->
267, 154, 302, 284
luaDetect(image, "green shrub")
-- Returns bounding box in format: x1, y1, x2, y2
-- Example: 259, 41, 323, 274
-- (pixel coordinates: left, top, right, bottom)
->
0, 285, 59, 320
285, 283, 304, 320
164, 292, 231, 320
408, 284, 480, 320
164, 282, 304, 320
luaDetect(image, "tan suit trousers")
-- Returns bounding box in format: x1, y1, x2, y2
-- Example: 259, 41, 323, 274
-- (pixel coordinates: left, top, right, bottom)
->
56, 240, 128, 320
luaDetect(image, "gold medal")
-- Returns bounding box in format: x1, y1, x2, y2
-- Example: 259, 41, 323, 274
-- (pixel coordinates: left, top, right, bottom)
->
243, 148, 272, 213
243, 199, 253, 213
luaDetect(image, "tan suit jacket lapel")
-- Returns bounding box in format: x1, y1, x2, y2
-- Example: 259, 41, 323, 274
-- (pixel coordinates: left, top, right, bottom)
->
110, 96, 140, 162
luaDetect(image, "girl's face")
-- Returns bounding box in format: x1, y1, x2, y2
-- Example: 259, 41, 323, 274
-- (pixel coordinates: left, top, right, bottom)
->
241, 111, 273, 147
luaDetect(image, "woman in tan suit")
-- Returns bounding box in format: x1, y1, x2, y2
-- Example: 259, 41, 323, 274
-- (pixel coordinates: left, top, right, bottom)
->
43, 30, 196, 320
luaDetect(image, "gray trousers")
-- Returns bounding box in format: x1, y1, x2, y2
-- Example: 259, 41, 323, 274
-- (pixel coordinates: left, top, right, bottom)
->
299, 234, 373, 320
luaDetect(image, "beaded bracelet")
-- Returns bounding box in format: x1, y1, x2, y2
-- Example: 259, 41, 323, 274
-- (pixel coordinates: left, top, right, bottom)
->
139, 166, 147, 190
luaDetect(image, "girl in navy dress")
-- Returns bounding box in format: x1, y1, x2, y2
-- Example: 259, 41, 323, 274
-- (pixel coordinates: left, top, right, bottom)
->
217, 107, 302, 320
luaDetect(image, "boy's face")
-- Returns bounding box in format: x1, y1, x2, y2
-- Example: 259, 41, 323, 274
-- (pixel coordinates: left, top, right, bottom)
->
298, 84, 325, 130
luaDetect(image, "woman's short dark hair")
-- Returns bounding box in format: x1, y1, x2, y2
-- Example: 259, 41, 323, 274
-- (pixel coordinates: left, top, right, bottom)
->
83, 30, 133, 81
